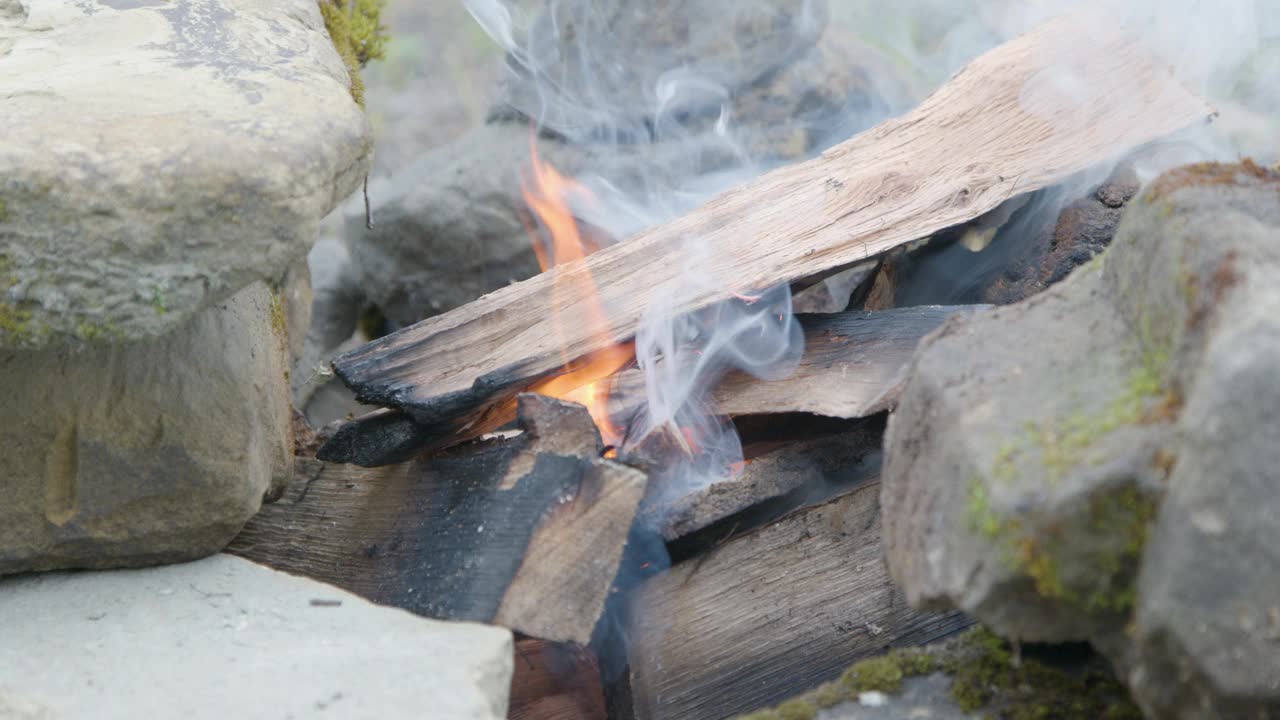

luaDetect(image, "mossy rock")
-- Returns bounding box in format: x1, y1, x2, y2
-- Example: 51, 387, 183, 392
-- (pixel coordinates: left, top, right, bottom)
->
737, 628, 1142, 720
318, 0, 389, 108
0, 0, 372, 350
883, 162, 1280, 716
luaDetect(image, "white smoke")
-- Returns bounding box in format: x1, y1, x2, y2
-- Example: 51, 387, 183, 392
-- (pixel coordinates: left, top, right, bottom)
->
464, 0, 1277, 506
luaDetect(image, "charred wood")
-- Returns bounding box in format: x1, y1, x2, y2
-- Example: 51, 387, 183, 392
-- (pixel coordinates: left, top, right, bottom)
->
228, 395, 645, 645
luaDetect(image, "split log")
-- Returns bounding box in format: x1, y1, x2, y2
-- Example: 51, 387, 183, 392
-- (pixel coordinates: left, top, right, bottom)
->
645, 417, 884, 543
625, 479, 971, 720
228, 395, 646, 645
610, 305, 987, 423
321, 306, 983, 467
330, 16, 1210, 439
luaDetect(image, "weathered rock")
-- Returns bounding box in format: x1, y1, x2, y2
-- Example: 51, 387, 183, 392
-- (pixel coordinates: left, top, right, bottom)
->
1111, 162, 1280, 720
0, 554, 514, 719
345, 123, 572, 329
0, 0, 372, 348
0, 280, 292, 575
882, 162, 1280, 716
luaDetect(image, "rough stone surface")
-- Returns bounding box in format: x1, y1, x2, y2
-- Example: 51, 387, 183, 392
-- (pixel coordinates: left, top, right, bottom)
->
1114, 164, 1280, 720
882, 162, 1280, 717
0, 0, 372, 348
0, 280, 292, 575
0, 554, 514, 720
813, 674, 977, 720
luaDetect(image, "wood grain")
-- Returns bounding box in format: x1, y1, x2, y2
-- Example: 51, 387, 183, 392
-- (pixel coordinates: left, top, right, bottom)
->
229, 398, 646, 645
626, 480, 971, 720
331, 17, 1210, 434
608, 306, 987, 424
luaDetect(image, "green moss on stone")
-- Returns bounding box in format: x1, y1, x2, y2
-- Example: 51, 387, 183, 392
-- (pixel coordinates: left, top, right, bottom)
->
738, 628, 1142, 720
775, 699, 817, 720
967, 473, 1157, 612
811, 682, 844, 709
269, 288, 288, 338
75, 320, 124, 344
320, 0, 389, 108
0, 198, 7, 222
841, 648, 939, 694
949, 628, 1143, 720
0, 302, 34, 342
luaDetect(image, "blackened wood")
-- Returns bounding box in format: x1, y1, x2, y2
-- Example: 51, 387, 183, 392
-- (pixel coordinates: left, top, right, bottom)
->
229, 396, 646, 645
626, 481, 972, 720
314, 408, 431, 466
329, 18, 1208, 439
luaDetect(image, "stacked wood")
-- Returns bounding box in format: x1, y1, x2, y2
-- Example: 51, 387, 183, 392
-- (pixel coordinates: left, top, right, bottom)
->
229, 394, 646, 645
320, 306, 985, 467
625, 479, 971, 720
327, 16, 1210, 449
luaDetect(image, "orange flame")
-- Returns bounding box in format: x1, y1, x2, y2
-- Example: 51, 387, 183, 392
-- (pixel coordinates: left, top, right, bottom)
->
522, 140, 634, 448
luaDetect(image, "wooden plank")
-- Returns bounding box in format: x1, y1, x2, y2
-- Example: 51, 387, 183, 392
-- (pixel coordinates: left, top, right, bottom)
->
626, 481, 972, 720
331, 17, 1210, 433
610, 306, 986, 423
228, 395, 646, 645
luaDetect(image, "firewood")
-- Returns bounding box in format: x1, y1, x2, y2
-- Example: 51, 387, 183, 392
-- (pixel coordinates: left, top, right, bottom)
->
228, 395, 646, 645
321, 306, 983, 467
625, 480, 971, 720
603, 306, 984, 435
329, 17, 1210, 440
644, 417, 883, 543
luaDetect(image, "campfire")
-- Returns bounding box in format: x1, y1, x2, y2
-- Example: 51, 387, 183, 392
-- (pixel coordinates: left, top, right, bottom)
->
232, 5, 1223, 720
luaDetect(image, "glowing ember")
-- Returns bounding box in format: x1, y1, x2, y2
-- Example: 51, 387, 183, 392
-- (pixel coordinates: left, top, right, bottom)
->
522, 138, 634, 448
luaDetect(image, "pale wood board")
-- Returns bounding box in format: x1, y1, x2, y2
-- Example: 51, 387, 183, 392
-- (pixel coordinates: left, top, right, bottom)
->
332, 16, 1211, 433
626, 481, 971, 720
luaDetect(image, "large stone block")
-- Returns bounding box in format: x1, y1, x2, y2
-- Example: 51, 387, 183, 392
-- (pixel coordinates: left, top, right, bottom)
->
0, 280, 292, 575
0, 0, 372, 348
0, 554, 514, 720
881, 162, 1280, 717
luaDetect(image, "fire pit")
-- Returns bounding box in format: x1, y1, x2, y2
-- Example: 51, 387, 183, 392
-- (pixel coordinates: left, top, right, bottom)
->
230, 2, 1253, 719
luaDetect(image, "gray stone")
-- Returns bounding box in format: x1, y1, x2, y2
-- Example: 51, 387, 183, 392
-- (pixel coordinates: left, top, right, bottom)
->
0, 280, 292, 575
882, 162, 1280, 716
0, 554, 514, 720
815, 674, 978, 720
1113, 164, 1280, 720
0, 0, 372, 349
882, 262, 1171, 643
